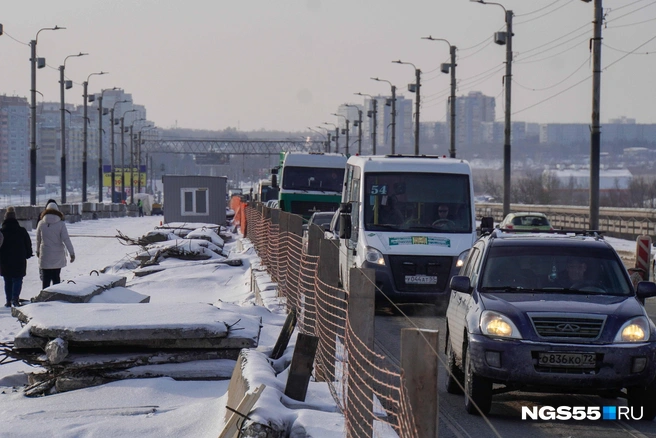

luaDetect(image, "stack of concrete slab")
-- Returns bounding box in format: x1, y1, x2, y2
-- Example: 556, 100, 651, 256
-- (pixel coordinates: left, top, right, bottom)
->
31, 273, 149, 304
11, 302, 262, 396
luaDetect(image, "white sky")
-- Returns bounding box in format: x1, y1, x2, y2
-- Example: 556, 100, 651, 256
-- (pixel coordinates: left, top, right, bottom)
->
1, 0, 655, 132
0, 216, 344, 437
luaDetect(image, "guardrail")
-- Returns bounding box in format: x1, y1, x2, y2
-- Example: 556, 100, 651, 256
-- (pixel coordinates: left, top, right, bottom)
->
476, 203, 656, 241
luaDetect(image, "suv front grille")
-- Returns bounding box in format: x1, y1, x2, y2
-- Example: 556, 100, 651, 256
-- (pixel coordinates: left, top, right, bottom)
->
529, 314, 606, 340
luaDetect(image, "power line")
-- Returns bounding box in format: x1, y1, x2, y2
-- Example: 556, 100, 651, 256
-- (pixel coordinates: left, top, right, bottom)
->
515, 0, 566, 17
606, 15, 656, 28
516, 21, 589, 56
512, 75, 591, 116
606, 0, 656, 24
603, 42, 655, 55
513, 55, 591, 91
604, 33, 656, 69
2, 31, 29, 46
515, 1, 574, 25
515, 35, 589, 65
608, 0, 649, 12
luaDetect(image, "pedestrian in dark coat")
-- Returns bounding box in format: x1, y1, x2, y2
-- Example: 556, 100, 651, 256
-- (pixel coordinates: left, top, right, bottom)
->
0, 207, 33, 307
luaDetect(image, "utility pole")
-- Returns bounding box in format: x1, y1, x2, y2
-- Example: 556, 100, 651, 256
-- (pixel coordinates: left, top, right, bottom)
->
502, 9, 513, 217
589, 0, 602, 230
357, 110, 362, 155
448, 45, 457, 158
137, 131, 142, 195
414, 68, 421, 155
59, 65, 67, 204
371, 78, 397, 154
110, 109, 116, 202
369, 98, 378, 155
29, 40, 38, 206
82, 81, 88, 202
390, 86, 396, 154
130, 125, 134, 204
98, 94, 104, 203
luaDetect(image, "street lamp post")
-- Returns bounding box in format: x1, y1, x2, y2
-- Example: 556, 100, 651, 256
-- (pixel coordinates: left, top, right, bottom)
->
59, 52, 87, 204
136, 126, 155, 196
471, 0, 513, 216
392, 60, 421, 155
307, 127, 328, 152
323, 122, 338, 153
315, 126, 331, 152
355, 93, 377, 155
82, 71, 106, 202
97, 88, 118, 202
130, 118, 147, 204
120, 109, 137, 201
371, 78, 397, 154
332, 113, 349, 155
110, 100, 130, 202
345, 104, 362, 155
30, 25, 65, 205
422, 36, 458, 159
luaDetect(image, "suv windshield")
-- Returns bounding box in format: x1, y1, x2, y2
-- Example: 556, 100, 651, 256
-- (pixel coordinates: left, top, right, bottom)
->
363, 172, 472, 232
479, 245, 633, 295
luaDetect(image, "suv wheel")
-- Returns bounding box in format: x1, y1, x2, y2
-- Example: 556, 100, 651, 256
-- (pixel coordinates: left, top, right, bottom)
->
464, 343, 493, 415
627, 380, 656, 421
445, 336, 464, 394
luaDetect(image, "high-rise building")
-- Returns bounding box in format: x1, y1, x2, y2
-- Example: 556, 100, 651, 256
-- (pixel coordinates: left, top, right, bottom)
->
448, 91, 495, 150
0, 96, 29, 185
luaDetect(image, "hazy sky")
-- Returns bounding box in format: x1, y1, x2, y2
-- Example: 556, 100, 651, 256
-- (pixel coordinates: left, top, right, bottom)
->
2, 0, 654, 132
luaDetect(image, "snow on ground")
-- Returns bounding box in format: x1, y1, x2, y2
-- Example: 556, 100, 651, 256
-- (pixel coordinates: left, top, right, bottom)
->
0, 214, 650, 437
0, 215, 346, 437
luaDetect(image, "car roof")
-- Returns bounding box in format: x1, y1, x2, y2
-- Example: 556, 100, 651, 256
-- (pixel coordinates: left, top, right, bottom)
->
484, 230, 612, 250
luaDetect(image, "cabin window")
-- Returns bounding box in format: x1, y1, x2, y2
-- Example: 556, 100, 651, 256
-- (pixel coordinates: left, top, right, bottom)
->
180, 188, 209, 216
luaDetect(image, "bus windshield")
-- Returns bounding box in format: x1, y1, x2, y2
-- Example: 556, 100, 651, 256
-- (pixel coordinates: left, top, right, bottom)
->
282, 167, 344, 192
363, 172, 472, 233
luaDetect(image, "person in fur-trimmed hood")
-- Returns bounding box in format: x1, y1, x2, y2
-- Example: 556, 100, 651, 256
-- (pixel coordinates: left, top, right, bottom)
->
36, 202, 75, 289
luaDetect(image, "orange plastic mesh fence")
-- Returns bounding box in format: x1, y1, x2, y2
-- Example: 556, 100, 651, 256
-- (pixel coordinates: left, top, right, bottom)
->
245, 205, 418, 438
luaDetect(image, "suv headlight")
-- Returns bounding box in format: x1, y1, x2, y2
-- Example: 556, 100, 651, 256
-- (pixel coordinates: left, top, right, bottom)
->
614, 316, 650, 343
365, 247, 385, 265
480, 310, 522, 339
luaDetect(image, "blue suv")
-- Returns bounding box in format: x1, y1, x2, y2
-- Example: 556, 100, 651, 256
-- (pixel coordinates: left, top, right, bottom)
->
445, 229, 656, 418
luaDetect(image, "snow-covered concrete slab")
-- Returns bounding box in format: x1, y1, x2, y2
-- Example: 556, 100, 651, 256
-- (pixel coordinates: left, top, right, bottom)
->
33, 273, 127, 303
88, 287, 150, 303
13, 303, 261, 349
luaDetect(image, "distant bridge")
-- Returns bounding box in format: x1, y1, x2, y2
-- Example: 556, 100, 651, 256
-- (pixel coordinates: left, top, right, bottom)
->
141, 139, 326, 155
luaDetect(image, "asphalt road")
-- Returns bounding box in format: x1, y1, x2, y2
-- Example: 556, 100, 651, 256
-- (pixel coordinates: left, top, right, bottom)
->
374, 299, 656, 438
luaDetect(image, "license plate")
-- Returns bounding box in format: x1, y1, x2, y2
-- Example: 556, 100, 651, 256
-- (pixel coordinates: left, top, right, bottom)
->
537, 352, 595, 368
405, 275, 437, 285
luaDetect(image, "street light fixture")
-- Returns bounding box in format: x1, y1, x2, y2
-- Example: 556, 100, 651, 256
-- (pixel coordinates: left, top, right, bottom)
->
422, 36, 458, 159
371, 78, 397, 154
110, 100, 131, 202
82, 71, 107, 202
97, 87, 118, 202
59, 52, 87, 204
345, 104, 363, 155
323, 122, 338, 153
355, 92, 378, 155
30, 25, 65, 205
392, 60, 421, 156
331, 113, 349, 155
470, 0, 513, 216
314, 126, 332, 153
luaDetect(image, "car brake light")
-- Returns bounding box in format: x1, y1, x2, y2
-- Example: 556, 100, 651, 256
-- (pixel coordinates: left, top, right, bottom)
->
506, 224, 513, 229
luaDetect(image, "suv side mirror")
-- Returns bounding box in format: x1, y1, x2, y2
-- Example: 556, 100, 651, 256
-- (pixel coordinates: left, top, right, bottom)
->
480, 216, 494, 233
636, 281, 656, 303
450, 275, 471, 293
